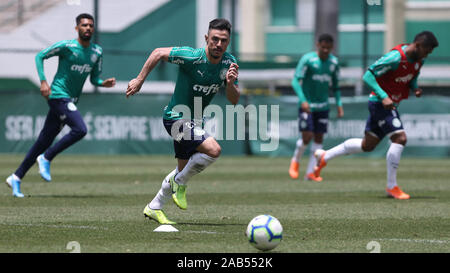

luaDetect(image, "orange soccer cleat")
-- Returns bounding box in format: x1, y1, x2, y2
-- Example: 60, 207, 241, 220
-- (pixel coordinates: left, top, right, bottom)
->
305, 172, 323, 182
289, 160, 300, 179
313, 149, 327, 178
386, 186, 410, 200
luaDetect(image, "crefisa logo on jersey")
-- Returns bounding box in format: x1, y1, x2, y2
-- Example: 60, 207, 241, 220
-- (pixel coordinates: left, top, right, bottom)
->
71, 64, 92, 74
193, 84, 221, 95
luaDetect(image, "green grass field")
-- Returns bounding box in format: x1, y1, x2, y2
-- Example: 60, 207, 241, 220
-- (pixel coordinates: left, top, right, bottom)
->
0, 154, 449, 253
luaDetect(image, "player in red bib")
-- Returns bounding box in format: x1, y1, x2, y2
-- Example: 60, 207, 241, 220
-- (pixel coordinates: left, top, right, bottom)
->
313, 31, 438, 199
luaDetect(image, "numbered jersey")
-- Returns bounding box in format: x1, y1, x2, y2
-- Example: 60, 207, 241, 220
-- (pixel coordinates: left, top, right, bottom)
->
36, 39, 104, 101
164, 47, 238, 121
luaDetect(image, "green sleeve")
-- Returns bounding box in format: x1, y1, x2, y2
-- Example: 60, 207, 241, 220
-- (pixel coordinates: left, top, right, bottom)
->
332, 64, 342, 107
291, 77, 306, 104
409, 73, 419, 90
363, 70, 388, 100
35, 40, 66, 81
291, 55, 308, 103
90, 54, 104, 86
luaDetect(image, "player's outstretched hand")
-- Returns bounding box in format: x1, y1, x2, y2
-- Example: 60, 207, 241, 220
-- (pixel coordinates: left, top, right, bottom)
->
102, 77, 116, 88
226, 63, 239, 84
382, 97, 396, 110
300, 102, 311, 113
126, 78, 143, 98
414, 88, 423, 98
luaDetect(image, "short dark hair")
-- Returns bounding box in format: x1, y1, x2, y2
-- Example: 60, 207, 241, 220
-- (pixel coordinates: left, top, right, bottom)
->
208, 18, 232, 35
76, 13, 94, 25
318, 33, 334, 44
414, 31, 439, 49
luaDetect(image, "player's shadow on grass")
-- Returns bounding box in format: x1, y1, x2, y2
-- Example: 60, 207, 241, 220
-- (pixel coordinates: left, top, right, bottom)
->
176, 222, 246, 227
31, 194, 114, 198
379, 196, 437, 200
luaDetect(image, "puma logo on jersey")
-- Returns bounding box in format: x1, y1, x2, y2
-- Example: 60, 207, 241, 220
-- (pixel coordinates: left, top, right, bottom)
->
71, 64, 92, 74
197, 70, 205, 77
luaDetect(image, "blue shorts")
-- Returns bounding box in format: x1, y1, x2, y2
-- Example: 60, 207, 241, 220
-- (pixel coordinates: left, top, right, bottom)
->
364, 101, 404, 139
298, 109, 329, 134
163, 119, 209, 160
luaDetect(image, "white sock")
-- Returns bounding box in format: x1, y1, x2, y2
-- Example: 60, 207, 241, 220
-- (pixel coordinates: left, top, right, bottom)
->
386, 143, 404, 189
175, 153, 217, 185
149, 168, 178, 210
324, 138, 363, 162
292, 138, 307, 163
12, 174, 21, 181
306, 142, 322, 174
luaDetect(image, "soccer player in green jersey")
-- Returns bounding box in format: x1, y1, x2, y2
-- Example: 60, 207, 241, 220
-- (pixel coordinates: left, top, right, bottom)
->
126, 18, 239, 224
5, 14, 116, 197
289, 34, 344, 182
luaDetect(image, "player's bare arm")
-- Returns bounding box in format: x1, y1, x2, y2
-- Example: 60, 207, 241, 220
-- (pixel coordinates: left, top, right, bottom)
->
337, 106, 344, 118
40, 80, 51, 99
225, 63, 240, 105
102, 77, 116, 88
126, 47, 172, 98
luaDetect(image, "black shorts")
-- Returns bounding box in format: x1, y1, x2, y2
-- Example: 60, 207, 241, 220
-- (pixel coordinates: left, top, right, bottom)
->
163, 119, 209, 160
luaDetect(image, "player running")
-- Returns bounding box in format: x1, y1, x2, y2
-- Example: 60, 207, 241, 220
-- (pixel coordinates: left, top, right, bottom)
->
314, 31, 439, 199
289, 34, 344, 182
126, 18, 239, 224
5, 13, 116, 197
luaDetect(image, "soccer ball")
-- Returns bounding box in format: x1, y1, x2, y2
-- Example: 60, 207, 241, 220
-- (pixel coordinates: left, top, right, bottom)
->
246, 215, 283, 251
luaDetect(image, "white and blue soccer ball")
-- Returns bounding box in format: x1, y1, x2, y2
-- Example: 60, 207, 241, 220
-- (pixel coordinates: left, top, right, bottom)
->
246, 215, 283, 251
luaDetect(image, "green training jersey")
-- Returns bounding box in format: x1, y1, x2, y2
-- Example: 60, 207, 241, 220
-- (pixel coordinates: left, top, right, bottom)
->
35, 39, 104, 102
164, 46, 238, 121
292, 51, 341, 112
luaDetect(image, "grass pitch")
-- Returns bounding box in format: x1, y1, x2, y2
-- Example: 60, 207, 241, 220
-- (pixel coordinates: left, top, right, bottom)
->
0, 154, 449, 253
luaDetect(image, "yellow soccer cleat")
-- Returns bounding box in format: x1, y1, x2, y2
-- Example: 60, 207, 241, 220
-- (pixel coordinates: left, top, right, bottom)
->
143, 206, 176, 225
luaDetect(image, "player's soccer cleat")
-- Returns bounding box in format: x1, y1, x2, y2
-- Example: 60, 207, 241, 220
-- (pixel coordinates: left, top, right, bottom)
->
386, 186, 410, 200
37, 154, 51, 182
143, 206, 176, 225
289, 160, 300, 179
305, 172, 323, 182
170, 174, 187, 210
6, 175, 25, 198
313, 149, 327, 178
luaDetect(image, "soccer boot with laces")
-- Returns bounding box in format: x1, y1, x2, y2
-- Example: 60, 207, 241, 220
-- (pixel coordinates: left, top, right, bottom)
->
37, 154, 51, 182
289, 160, 300, 179
305, 172, 323, 182
6, 175, 25, 198
143, 205, 176, 225
313, 149, 327, 178
386, 186, 410, 200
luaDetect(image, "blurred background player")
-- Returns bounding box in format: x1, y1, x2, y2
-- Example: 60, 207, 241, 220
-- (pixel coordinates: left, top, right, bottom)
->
126, 18, 240, 224
314, 31, 439, 199
289, 34, 344, 182
5, 13, 116, 197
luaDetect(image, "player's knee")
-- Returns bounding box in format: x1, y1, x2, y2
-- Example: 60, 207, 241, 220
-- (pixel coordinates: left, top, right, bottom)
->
208, 145, 221, 158
73, 126, 87, 139
361, 143, 375, 152
392, 134, 407, 146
